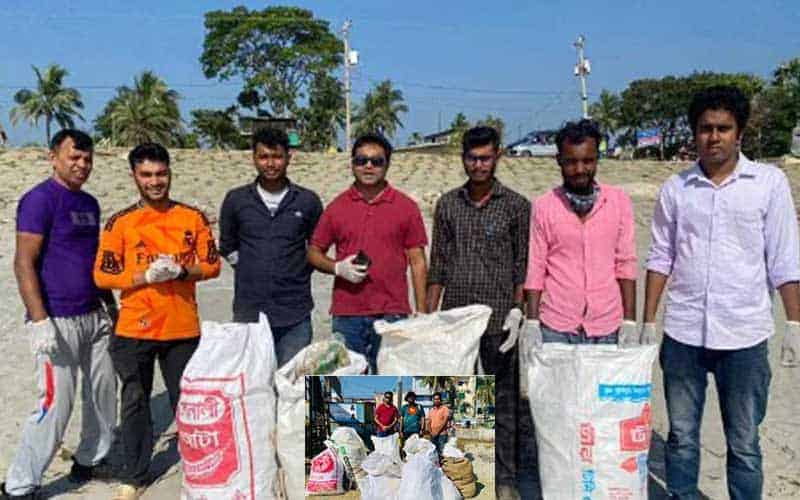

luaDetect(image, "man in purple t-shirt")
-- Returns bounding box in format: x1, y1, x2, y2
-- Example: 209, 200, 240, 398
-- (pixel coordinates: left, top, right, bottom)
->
2, 130, 118, 499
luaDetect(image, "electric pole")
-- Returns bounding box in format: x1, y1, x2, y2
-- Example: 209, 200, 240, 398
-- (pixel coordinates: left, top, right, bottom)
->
573, 35, 591, 119
342, 20, 353, 151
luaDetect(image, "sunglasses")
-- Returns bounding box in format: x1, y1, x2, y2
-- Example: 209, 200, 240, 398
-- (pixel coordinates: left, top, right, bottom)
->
352, 155, 388, 168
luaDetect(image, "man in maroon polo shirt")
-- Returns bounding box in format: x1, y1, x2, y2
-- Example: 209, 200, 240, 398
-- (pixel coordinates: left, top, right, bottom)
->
308, 133, 428, 373
374, 391, 400, 437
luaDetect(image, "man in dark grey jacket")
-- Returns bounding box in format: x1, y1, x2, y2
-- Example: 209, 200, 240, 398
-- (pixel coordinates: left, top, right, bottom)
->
219, 128, 323, 366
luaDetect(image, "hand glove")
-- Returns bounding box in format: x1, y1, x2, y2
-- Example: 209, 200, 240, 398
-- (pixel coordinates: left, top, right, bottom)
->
640, 323, 657, 345
781, 321, 800, 367
334, 254, 368, 284
618, 320, 639, 348
224, 250, 239, 267
28, 317, 58, 356
144, 255, 182, 284
519, 319, 542, 367
499, 308, 524, 353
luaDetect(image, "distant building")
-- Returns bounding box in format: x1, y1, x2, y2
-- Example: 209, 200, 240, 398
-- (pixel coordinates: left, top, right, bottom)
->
237, 113, 300, 147
423, 129, 455, 145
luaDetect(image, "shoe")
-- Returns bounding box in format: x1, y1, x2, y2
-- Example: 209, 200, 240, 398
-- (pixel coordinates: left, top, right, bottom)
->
112, 484, 145, 500
496, 483, 521, 500
1, 482, 38, 499
69, 457, 114, 483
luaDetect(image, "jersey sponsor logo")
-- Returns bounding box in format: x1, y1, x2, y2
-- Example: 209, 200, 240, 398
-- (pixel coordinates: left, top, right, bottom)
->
70, 211, 97, 226
100, 251, 124, 275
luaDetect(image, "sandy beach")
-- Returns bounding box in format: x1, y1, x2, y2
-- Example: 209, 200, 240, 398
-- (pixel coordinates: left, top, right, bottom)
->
0, 148, 798, 499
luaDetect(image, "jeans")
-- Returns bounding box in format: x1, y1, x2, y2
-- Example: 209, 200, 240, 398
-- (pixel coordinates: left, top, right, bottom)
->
375, 429, 395, 438
430, 433, 448, 458
109, 335, 199, 486
660, 334, 770, 500
272, 317, 313, 368
332, 314, 406, 374
540, 323, 619, 344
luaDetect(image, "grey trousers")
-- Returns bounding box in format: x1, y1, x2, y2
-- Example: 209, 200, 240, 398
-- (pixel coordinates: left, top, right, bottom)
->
4, 308, 117, 495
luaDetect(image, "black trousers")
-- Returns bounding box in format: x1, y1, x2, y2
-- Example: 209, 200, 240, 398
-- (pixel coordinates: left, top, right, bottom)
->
109, 334, 199, 486
479, 332, 519, 488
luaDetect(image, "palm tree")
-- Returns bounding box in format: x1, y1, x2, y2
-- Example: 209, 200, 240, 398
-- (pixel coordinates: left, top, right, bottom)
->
420, 376, 458, 409
588, 89, 621, 136
190, 106, 243, 150
95, 70, 183, 146
353, 79, 408, 139
9, 64, 84, 144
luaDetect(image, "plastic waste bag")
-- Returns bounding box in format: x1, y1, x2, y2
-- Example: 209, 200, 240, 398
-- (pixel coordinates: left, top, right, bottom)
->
276, 341, 367, 500
371, 433, 402, 465
374, 305, 491, 374
398, 452, 439, 500
326, 426, 368, 482
527, 343, 658, 500
178, 314, 278, 499
305, 448, 345, 496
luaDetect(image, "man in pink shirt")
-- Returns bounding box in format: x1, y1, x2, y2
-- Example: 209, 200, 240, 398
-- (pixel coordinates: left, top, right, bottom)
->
521, 119, 638, 349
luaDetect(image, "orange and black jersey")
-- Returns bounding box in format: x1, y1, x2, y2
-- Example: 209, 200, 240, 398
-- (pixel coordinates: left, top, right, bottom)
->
94, 201, 221, 341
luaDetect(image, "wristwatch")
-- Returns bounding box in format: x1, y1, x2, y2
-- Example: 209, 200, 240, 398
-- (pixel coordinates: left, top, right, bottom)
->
177, 266, 189, 281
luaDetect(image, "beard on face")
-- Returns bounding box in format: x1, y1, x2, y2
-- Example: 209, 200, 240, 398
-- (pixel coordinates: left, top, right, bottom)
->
563, 171, 596, 195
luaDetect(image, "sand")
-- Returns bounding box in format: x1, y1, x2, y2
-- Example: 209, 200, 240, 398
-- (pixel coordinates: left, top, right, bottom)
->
0, 148, 798, 498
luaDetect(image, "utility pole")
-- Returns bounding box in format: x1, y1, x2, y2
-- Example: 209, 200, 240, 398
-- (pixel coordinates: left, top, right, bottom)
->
573, 34, 591, 119
342, 20, 353, 151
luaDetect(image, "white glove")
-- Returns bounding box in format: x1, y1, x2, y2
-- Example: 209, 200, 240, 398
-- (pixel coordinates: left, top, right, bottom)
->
618, 320, 639, 348
224, 250, 239, 267
334, 254, 368, 284
519, 319, 542, 367
781, 321, 800, 367
640, 323, 657, 345
28, 318, 58, 356
145, 255, 182, 284
499, 308, 524, 353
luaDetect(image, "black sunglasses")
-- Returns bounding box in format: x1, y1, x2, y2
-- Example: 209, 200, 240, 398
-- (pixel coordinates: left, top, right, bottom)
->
352, 155, 388, 168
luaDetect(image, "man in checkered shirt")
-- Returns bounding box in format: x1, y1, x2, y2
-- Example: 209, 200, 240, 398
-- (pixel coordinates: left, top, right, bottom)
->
426, 126, 530, 500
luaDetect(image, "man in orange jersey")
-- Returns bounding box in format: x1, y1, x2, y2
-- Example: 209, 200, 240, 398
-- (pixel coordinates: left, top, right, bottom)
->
94, 143, 220, 500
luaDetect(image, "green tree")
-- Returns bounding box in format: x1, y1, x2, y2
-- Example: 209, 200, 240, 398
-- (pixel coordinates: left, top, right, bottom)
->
200, 6, 342, 116
477, 114, 505, 144
190, 106, 246, 149
589, 89, 621, 136
618, 72, 763, 159
419, 376, 458, 408
297, 73, 344, 150
94, 71, 183, 147
448, 112, 471, 149
9, 64, 84, 144
353, 80, 408, 139
408, 132, 424, 145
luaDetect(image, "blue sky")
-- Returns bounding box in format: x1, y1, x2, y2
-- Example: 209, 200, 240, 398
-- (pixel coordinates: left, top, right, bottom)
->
2, 0, 798, 146
338, 376, 413, 399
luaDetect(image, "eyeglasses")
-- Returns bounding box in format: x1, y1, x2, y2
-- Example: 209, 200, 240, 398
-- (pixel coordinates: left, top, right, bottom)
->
352, 155, 388, 168
463, 154, 496, 165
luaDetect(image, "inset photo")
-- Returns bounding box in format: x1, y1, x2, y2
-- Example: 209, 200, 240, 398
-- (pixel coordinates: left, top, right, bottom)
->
304, 376, 496, 499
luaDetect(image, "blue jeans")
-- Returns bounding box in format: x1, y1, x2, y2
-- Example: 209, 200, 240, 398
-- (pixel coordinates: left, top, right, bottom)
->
272, 317, 313, 368
540, 323, 619, 344
430, 434, 448, 458
375, 429, 395, 438
660, 335, 770, 500
332, 314, 406, 374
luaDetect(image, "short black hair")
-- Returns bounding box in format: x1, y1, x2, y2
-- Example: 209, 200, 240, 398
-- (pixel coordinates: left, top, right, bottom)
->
128, 143, 170, 171
433, 392, 442, 399
352, 133, 392, 164
462, 126, 500, 154
50, 129, 93, 152
555, 119, 602, 154
252, 127, 289, 153
688, 85, 750, 136
383, 391, 393, 399
405, 391, 417, 402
